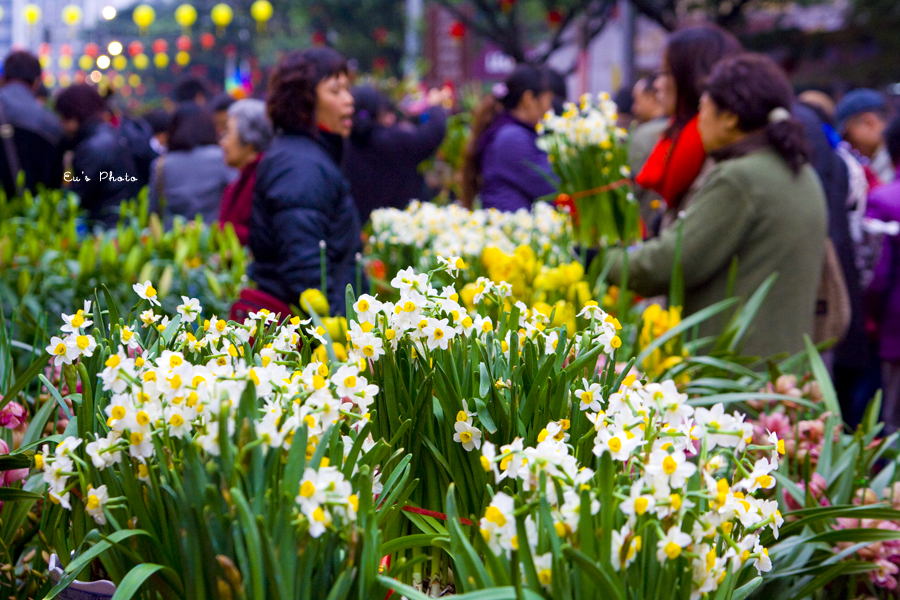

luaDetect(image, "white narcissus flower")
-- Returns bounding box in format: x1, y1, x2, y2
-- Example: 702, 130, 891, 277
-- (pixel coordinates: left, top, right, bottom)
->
657, 526, 691, 563
84, 485, 109, 525
331, 364, 361, 398
534, 553, 553, 589
133, 281, 161, 306
60, 309, 92, 334
423, 318, 453, 351
86, 433, 122, 469
753, 541, 772, 574
453, 420, 482, 451
176, 296, 201, 323
574, 379, 603, 412
646, 448, 697, 488
594, 427, 642, 462
46, 335, 80, 365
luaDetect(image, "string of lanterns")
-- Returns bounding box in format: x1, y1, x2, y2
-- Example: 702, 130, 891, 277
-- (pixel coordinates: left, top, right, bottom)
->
18, 1, 273, 33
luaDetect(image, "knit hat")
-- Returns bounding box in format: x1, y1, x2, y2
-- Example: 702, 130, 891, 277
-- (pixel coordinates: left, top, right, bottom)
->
835, 88, 886, 133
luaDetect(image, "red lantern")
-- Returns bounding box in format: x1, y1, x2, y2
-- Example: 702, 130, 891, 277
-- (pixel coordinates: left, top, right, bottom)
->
373, 26, 388, 46
499, 0, 516, 13
448, 21, 465, 40
223, 43, 236, 56
200, 32, 215, 49
151, 38, 168, 54
128, 41, 144, 57
38, 42, 50, 56
176, 35, 191, 52
311, 31, 326, 46
60, 43, 72, 56
373, 56, 387, 72
84, 42, 99, 57
547, 9, 563, 27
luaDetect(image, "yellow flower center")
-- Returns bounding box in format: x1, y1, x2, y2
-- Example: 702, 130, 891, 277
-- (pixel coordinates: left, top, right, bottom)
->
670, 493, 682, 511
86, 494, 100, 510
169, 355, 183, 368
607, 437, 622, 453
634, 497, 648, 516
216, 319, 227, 332
459, 431, 473, 444
130, 432, 143, 445
482, 321, 493, 333
76, 335, 90, 350
358, 299, 369, 312
348, 494, 359, 511
344, 375, 357, 388
312, 507, 326, 522
299, 481, 316, 498
168, 374, 182, 389
122, 328, 133, 341
105, 355, 121, 368
664, 541, 682, 560
580, 391, 593, 405
756, 475, 773, 489
662, 456, 677, 475
249, 369, 260, 386
169, 414, 184, 427
72, 313, 85, 328
136, 411, 150, 426
144, 285, 157, 298
485, 506, 506, 527
54, 343, 67, 355
538, 569, 552, 586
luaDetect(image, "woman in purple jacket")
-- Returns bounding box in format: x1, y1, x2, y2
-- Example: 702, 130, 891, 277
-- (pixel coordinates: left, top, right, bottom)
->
866, 115, 900, 431
461, 65, 556, 212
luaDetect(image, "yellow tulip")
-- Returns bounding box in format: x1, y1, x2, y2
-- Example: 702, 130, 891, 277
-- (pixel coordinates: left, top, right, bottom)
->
300, 288, 329, 316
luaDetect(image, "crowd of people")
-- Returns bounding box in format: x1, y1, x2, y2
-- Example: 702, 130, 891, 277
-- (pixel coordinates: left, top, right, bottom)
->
1, 26, 900, 430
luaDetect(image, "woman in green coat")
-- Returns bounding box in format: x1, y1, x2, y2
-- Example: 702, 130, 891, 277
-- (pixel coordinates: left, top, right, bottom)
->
608, 54, 827, 358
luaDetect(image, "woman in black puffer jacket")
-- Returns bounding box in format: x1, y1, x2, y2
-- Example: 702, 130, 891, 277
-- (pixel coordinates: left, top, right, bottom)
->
248, 47, 362, 316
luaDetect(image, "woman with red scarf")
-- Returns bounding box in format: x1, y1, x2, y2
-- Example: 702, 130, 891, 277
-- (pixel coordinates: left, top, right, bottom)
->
635, 25, 742, 235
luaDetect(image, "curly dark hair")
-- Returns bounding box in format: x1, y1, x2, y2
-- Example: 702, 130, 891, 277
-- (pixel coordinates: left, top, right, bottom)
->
266, 47, 348, 134
705, 53, 809, 174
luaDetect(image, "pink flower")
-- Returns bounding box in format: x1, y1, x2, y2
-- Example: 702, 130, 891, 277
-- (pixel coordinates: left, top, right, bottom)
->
0, 400, 27, 429
753, 412, 793, 447
0, 438, 28, 487
783, 472, 830, 511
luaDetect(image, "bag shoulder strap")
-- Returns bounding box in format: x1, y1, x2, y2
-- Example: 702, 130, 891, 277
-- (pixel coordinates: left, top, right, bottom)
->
155, 155, 166, 213
0, 100, 23, 195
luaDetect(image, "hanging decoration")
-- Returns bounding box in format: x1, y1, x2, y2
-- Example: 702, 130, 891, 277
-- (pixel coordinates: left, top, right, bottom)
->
128, 41, 144, 57
374, 26, 388, 46
133, 53, 149, 69
84, 42, 99, 57
174, 4, 197, 34
210, 4, 233, 36
250, 0, 272, 32
176, 35, 192, 52
61, 5, 81, 28
112, 55, 127, 70
132, 4, 155, 34
546, 8, 563, 28
448, 21, 465, 41
78, 55, 93, 70
151, 38, 168, 54
23, 4, 41, 26
373, 56, 387, 73
38, 42, 50, 56
200, 32, 215, 49
154, 52, 169, 68
59, 55, 73, 69
175, 51, 190, 66
60, 43, 72, 56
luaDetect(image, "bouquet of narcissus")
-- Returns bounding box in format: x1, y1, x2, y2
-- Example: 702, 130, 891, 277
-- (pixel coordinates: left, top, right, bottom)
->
538, 93, 640, 248
1, 284, 411, 600
366, 200, 571, 295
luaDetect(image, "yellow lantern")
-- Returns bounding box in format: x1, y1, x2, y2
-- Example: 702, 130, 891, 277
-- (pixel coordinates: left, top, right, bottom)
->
154, 52, 168, 69
61, 5, 81, 27
133, 4, 155, 34
39, 55, 49, 68
113, 74, 125, 88
43, 73, 55, 87
210, 3, 232, 34
175, 50, 190, 66
250, 0, 272, 31
78, 55, 93, 70
113, 55, 127, 70
59, 55, 73, 69
174, 4, 197, 32
128, 74, 141, 87
23, 4, 41, 25
133, 53, 149, 69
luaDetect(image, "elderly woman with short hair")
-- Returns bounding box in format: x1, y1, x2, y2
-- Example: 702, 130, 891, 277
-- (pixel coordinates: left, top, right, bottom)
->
219, 98, 273, 245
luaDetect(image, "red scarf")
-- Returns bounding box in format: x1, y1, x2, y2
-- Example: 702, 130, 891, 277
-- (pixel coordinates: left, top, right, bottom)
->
635, 115, 706, 208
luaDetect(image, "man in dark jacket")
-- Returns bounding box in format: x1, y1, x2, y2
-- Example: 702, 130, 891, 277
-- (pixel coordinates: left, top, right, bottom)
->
0, 50, 63, 196
795, 102, 874, 427
344, 85, 448, 224
56, 84, 142, 228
